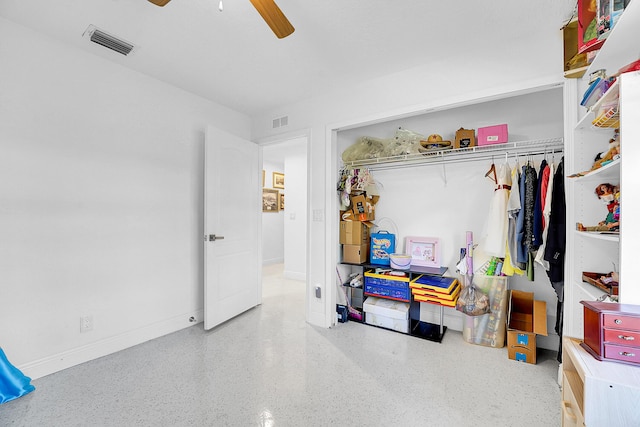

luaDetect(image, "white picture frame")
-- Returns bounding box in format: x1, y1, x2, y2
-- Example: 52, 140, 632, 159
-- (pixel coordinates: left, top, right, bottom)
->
405, 236, 440, 267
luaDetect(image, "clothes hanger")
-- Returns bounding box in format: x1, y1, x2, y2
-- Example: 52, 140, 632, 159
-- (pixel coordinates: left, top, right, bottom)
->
484, 157, 497, 183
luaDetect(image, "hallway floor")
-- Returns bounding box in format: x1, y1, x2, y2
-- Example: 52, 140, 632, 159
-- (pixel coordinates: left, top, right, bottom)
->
0, 264, 561, 426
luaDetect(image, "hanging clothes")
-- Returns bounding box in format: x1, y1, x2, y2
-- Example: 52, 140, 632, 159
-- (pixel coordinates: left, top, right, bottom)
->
544, 157, 566, 363
523, 162, 538, 253
520, 162, 538, 280
503, 162, 524, 276
535, 161, 554, 270
532, 159, 548, 249
544, 157, 566, 283
483, 161, 511, 257
515, 164, 527, 265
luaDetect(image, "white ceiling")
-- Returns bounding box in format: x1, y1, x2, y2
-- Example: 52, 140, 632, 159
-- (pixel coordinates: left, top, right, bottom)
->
0, 0, 576, 117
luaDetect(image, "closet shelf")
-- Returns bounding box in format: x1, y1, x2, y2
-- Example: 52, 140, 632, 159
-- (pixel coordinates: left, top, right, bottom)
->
342, 138, 563, 170
574, 229, 619, 242
569, 158, 620, 182
585, 0, 640, 75
576, 79, 620, 131
573, 279, 609, 301
592, 106, 620, 128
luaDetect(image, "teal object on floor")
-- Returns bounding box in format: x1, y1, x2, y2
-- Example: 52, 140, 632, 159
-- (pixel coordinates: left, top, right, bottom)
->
0, 347, 35, 404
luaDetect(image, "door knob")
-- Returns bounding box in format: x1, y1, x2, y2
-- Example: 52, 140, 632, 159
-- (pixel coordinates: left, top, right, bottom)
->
207, 234, 225, 241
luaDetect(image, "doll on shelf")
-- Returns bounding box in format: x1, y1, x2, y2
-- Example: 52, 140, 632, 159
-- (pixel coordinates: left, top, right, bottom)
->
567, 129, 620, 178
576, 183, 620, 232
591, 129, 620, 170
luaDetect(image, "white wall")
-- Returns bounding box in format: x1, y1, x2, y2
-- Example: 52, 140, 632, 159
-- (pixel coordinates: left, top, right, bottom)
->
283, 144, 307, 281
251, 32, 567, 333
262, 160, 285, 264
0, 18, 251, 378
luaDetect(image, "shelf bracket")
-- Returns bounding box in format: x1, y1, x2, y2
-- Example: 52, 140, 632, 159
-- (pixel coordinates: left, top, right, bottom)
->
441, 151, 447, 185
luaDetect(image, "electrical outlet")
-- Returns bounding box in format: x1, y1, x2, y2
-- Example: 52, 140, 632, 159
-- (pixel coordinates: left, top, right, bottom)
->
80, 315, 93, 333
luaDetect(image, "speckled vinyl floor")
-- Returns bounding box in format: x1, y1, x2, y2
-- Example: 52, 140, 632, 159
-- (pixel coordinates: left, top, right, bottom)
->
0, 264, 561, 426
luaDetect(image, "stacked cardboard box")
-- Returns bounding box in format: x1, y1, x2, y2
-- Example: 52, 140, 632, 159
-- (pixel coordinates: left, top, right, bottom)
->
507, 290, 548, 364
340, 220, 371, 263
340, 193, 377, 264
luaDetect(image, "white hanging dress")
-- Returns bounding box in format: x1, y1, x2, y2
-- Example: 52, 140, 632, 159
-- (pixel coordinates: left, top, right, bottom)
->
483, 161, 511, 257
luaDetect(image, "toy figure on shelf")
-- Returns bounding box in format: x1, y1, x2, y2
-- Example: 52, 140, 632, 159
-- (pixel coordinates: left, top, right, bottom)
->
567, 129, 620, 178
591, 129, 620, 170
576, 182, 620, 232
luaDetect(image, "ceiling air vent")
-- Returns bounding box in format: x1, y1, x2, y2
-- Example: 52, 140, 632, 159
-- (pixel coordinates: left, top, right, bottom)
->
272, 115, 289, 129
83, 25, 135, 56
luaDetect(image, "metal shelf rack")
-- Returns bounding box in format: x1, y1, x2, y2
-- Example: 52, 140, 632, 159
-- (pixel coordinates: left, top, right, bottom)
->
342, 137, 564, 171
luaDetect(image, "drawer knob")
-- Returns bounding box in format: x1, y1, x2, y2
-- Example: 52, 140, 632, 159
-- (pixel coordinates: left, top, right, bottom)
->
618, 335, 635, 341
619, 351, 635, 357
614, 318, 623, 325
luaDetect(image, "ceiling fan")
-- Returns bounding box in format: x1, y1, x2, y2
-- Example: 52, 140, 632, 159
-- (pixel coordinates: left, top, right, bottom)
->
147, 0, 295, 39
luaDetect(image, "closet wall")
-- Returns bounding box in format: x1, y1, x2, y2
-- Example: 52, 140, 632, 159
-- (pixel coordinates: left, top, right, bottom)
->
337, 88, 564, 350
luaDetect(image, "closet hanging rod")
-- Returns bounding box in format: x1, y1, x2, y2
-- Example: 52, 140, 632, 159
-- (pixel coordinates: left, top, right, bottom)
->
342, 137, 563, 170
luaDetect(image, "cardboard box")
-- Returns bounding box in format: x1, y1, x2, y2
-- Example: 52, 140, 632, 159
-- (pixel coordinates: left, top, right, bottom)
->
340, 220, 371, 245
454, 128, 476, 149
348, 194, 377, 221
364, 296, 409, 333
478, 124, 508, 146
507, 290, 548, 364
342, 244, 368, 264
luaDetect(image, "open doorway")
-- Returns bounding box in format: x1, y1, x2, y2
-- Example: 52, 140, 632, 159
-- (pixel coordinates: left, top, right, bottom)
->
261, 136, 308, 301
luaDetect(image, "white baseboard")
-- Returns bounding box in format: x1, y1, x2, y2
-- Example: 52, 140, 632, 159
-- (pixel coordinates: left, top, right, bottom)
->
262, 257, 284, 265
19, 310, 204, 380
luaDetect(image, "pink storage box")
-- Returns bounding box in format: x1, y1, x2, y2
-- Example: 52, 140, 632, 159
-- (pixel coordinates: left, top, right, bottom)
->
478, 124, 508, 146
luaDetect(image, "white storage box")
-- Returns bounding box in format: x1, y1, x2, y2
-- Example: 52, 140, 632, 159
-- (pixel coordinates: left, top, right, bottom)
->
363, 297, 410, 333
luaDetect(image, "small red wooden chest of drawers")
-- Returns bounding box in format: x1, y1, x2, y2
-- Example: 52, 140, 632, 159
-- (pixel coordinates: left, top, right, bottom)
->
581, 300, 640, 366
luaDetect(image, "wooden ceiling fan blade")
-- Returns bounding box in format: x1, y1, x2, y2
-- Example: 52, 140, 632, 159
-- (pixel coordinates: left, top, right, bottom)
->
147, 0, 172, 6
250, 0, 295, 39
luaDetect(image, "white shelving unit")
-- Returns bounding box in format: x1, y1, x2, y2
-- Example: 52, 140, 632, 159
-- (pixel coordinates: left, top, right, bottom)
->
561, 6, 640, 422
562, 337, 640, 427
564, 0, 640, 341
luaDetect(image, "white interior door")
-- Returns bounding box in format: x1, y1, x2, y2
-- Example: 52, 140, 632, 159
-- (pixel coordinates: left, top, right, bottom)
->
204, 126, 261, 330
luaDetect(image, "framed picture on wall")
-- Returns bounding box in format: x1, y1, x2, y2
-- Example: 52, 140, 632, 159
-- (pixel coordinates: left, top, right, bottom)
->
279, 192, 285, 211
405, 236, 440, 267
262, 188, 279, 212
273, 172, 285, 189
